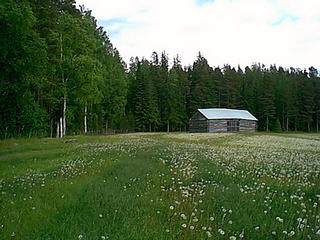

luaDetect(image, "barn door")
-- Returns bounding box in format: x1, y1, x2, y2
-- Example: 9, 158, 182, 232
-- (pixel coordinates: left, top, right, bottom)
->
227, 120, 239, 132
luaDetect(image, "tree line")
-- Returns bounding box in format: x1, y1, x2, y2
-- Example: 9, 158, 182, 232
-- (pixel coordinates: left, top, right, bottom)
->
127, 53, 320, 133
1, 0, 127, 138
1, 1, 319, 138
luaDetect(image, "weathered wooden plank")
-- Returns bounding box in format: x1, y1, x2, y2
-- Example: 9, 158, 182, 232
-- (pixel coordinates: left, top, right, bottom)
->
190, 116, 257, 133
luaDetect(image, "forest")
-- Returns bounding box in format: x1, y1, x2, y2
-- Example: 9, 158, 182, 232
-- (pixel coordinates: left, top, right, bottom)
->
1, 0, 320, 138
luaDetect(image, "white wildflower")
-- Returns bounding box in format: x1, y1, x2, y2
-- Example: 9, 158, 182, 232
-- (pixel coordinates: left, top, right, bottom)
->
288, 231, 295, 237
180, 213, 187, 220
276, 217, 284, 223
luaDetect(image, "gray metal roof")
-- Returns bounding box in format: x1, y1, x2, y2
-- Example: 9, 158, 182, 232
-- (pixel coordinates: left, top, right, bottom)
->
198, 108, 258, 121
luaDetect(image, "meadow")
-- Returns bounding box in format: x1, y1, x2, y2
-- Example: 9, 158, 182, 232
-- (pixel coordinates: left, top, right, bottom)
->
0, 132, 319, 240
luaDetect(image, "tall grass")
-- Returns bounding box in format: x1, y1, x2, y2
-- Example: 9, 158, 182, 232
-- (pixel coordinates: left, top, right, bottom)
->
0, 133, 319, 239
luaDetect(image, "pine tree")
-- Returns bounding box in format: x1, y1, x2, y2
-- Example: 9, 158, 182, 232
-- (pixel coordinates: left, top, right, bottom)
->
160, 52, 170, 131
261, 70, 276, 131
240, 67, 254, 112
222, 65, 241, 109
212, 67, 224, 108
272, 119, 282, 132
189, 53, 215, 114
301, 70, 314, 132
314, 74, 320, 132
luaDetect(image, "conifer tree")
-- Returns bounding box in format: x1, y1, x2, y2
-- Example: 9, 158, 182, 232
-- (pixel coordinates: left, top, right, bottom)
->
189, 53, 215, 114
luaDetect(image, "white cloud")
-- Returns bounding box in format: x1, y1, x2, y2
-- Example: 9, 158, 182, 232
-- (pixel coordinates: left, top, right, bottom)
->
76, 0, 320, 70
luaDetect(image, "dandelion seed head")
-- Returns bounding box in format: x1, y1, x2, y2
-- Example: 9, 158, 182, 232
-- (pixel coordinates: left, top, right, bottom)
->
288, 231, 295, 237
218, 229, 225, 235
180, 213, 187, 220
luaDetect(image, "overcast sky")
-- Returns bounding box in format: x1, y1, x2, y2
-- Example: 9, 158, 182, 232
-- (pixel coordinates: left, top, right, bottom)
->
75, 0, 320, 70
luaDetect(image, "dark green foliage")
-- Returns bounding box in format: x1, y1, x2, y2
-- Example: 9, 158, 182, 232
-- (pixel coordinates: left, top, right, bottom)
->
0, 0, 47, 138
127, 59, 320, 132
1, 2, 320, 136
131, 59, 159, 131
189, 53, 215, 115
0, 0, 126, 138
272, 119, 282, 132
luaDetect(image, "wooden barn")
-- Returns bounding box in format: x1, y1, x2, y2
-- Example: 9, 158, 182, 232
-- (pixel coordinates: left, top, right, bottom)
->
189, 108, 258, 133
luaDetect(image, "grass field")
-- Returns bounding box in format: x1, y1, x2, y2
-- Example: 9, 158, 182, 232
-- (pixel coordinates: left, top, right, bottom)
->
0, 133, 320, 240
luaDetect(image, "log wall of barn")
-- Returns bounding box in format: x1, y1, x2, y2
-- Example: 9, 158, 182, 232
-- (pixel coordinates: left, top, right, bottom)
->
189, 112, 208, 132
208, 120, 228, 132
189, 114, 257, 133
189, 119, 208, 132
239, 120, 257, 132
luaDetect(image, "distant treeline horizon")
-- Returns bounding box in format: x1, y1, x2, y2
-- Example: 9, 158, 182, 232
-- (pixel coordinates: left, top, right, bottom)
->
127, 52, 319, 133
1, 0, 320, 138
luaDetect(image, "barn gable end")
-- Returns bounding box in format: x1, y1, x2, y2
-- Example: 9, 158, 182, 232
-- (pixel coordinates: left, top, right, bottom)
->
189, 111, 208, 132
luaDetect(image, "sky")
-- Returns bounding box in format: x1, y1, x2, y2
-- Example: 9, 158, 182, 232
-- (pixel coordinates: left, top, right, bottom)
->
75, 0, 320, 70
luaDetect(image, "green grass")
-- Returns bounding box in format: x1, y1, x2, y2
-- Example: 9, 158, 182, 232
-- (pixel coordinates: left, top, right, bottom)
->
0, 133, 319, 239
